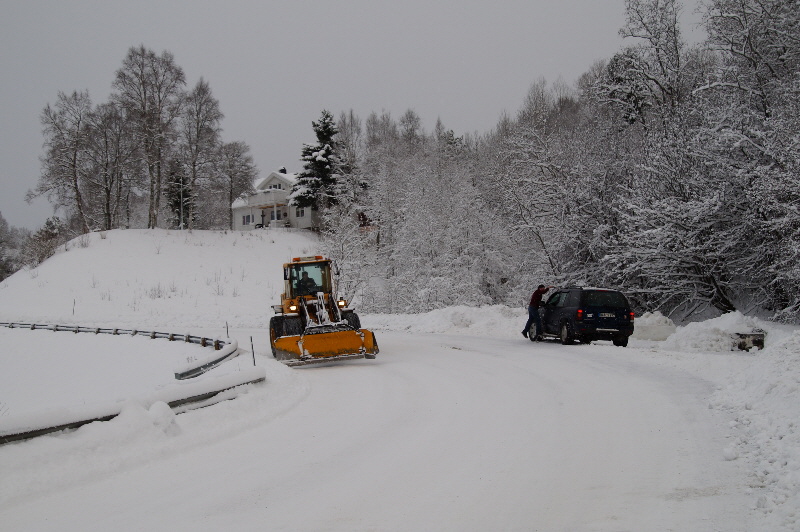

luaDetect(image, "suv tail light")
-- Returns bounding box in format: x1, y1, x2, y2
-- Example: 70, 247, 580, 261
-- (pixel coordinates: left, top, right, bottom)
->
576, 308, 584, 321
629, 311, 635, 321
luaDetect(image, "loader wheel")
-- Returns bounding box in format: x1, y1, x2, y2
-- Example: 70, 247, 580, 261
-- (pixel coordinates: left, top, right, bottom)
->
283, 317, 304, 336
343, 311, 361, 330
269, 316, 284, 358
560, 322, 574, 345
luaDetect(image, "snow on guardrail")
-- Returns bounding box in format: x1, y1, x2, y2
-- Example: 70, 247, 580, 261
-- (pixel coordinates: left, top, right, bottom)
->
0, 321, 239, 379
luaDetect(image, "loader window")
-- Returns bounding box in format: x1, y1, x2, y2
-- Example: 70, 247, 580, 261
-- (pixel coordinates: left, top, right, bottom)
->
289, 262, 331, 297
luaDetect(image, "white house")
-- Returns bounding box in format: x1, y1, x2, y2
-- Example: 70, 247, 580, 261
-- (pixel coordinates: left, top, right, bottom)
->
231, 169, 315, 231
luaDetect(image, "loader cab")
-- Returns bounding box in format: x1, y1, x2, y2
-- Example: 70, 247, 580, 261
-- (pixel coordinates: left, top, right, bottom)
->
285, 258, 333, 298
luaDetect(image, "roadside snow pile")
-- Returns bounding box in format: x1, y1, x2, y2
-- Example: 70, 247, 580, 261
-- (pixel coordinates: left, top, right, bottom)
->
368, 306, 677, 341
712, 328, 800, 530
663, 311, 765, 352
0, 326, 264, 438
365, 305, 523, 338
632, 311, 676, 341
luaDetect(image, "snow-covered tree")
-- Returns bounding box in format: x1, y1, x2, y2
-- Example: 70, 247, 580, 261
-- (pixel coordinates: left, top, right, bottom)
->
290, 110, 340, 219
216, 141, 257, 230
20, 217, 67, 267
31, 90, 94, 234
84, 101, 139, 230
164, 158, 193, 229
177, 78, 223, 229
112, 46, 186, 229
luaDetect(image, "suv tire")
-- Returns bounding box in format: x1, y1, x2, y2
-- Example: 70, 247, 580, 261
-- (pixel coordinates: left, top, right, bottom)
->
613, 335, 629, 347
560, 321, 574, 345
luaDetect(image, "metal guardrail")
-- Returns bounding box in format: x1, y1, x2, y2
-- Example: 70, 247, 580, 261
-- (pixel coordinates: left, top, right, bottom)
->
0, 321, 238, 380
0, 322, 229, 350
0, 321, 264, 444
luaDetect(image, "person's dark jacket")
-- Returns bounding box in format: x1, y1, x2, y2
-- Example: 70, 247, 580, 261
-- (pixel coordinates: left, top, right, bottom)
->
529, 287, 549, 308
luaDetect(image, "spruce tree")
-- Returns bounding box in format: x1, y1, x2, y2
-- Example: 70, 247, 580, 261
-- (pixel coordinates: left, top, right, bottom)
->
291, 110, 339, 211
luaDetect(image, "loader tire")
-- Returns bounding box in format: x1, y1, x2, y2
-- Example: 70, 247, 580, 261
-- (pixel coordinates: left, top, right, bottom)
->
283, 317, 304, 336
343, 311, 361, 330
269, 316, 284, 358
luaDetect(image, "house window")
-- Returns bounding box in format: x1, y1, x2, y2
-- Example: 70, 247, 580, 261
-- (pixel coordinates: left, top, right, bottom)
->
268, 184, 283, 190
296, 207, 305, 218
243, 214, 251, 225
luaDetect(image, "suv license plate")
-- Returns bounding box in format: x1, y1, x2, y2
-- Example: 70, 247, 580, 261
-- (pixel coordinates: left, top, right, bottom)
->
599, 313, 615, 318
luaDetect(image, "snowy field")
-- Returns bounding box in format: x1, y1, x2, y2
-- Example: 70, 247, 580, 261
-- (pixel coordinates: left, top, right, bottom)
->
0, 229, 798, 530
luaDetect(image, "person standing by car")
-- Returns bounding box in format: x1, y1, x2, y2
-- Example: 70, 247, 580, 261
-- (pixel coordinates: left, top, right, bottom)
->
522, 284, 555, 341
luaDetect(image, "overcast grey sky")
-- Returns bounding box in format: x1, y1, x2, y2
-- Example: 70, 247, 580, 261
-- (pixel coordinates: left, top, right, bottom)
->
1, 0, 704, 229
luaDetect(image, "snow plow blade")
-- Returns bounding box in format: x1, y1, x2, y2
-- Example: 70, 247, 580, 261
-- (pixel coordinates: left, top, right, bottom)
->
273, 328, 379, 367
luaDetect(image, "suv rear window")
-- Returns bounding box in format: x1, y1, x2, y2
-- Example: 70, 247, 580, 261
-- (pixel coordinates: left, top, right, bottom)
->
583, 290, 629, 308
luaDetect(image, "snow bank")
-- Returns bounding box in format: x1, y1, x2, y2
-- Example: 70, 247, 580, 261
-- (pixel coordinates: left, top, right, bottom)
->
365, 304, 524, 338
663, 311, 765, 352
368, 307, 678, 342
712, 328, 800, 530
0, 327, 264, 438
653, 312, 800, 529
632, 311, 677, 341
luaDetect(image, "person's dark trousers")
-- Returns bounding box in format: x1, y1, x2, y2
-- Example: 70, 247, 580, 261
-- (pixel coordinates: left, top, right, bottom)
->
523, 305, 542, 337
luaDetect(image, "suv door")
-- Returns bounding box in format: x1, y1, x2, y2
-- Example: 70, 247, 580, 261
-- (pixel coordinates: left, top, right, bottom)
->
541, 291, 567, 334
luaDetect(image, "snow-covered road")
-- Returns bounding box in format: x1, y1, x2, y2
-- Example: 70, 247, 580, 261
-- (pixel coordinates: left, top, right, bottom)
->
0, 329, 752, 531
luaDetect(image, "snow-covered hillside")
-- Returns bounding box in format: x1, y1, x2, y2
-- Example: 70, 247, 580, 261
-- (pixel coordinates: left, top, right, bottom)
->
0, 229, 798, 530
0, 228, 321, 329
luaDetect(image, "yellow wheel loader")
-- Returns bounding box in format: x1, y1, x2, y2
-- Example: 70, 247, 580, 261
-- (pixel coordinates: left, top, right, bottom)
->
269, 256, 379, 367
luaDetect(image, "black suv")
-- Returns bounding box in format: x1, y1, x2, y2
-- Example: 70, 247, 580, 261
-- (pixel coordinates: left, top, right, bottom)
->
533, 287, 634, 347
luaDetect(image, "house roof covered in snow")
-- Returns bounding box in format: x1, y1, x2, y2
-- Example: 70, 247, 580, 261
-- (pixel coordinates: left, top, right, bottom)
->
232, 169, 297, 208
253, 169, 297, 191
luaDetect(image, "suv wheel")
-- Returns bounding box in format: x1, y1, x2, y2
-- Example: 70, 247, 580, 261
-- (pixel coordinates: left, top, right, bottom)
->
612, 335, 629, 347
560, 322, 574, 345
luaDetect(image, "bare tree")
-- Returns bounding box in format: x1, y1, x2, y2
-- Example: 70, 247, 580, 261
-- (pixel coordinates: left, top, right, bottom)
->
178, 78, 223, 229
113, 45, 186, 228
30, 90, 93, 233
85, 101, 139, 230
216, 141, 257, 229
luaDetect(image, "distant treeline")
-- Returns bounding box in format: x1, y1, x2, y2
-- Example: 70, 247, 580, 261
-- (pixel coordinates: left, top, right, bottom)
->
30, 45, 257, 235
317, 0, 800, 322
18, 0, 800, 322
